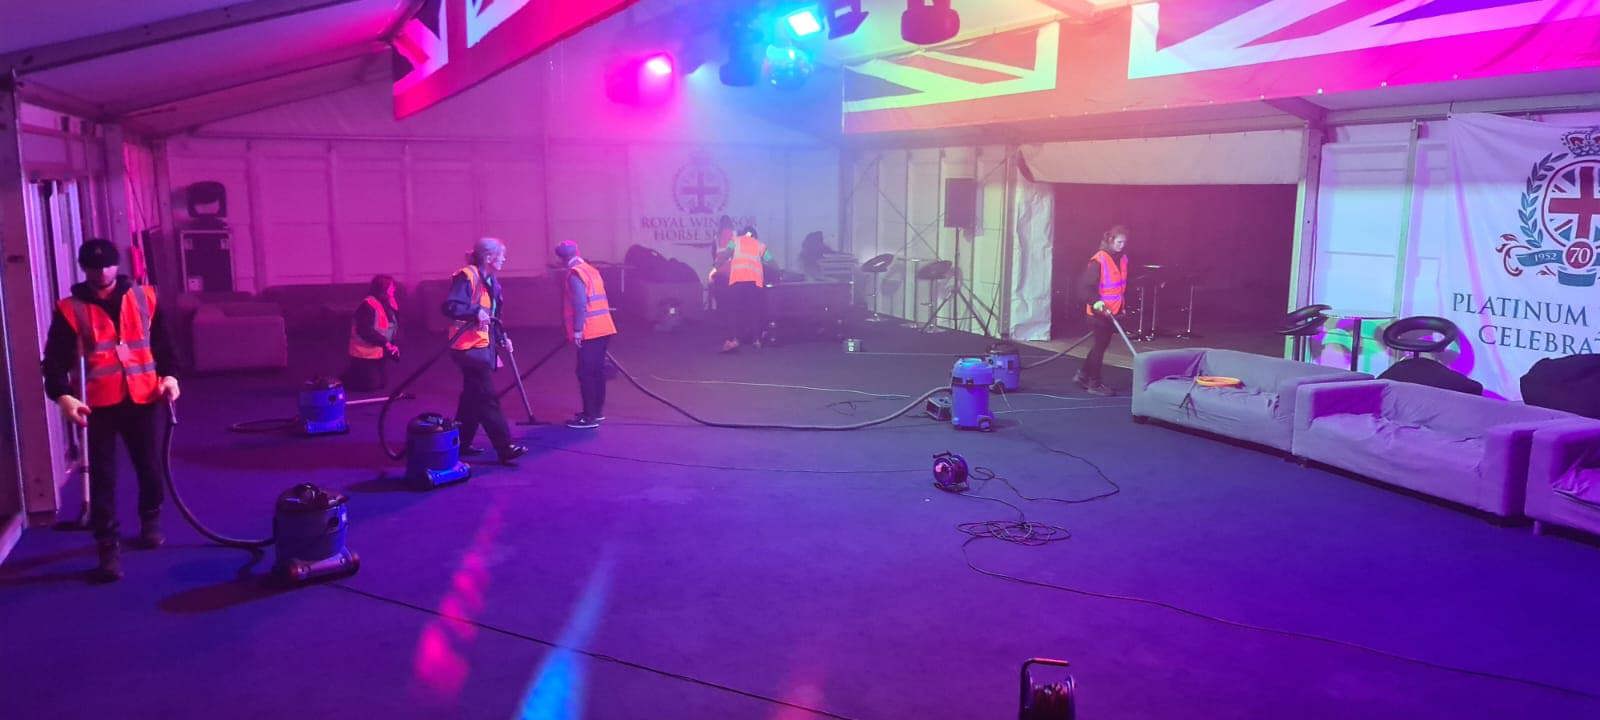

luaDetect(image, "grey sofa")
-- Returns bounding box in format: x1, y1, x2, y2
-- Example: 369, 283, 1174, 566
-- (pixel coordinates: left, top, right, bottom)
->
1526, 419, 1600, 534
191, 302, 289, 372
1293, 380, 1578, 517
1132, 348, 1369, 451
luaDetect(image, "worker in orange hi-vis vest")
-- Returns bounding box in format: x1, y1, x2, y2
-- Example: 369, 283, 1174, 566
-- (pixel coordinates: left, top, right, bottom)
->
40, 238, 182, 583
343, 274, 401, 393
715, 225, 774, 353
441, 237, 527, 465
555, 241, 617, 429
1076, 225, 1129, 397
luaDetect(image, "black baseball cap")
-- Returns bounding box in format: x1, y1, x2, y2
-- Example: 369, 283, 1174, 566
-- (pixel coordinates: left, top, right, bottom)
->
78, 239, 119, 269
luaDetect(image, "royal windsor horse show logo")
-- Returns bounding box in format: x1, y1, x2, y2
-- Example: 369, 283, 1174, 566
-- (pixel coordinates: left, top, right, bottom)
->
672, 152, 730, 215
1501, 128, 1600, 288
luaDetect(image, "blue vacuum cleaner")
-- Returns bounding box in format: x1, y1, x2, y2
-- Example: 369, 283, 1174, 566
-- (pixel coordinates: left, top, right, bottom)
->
298, 377, 349, 436
405, 413, 471, 490
272, 483, 360, 584
987, 342, 1022, 393
950, 357, 996, 431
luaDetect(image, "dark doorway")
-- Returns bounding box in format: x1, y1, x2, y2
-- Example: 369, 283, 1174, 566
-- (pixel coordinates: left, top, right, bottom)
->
1051, 183, 1297, 348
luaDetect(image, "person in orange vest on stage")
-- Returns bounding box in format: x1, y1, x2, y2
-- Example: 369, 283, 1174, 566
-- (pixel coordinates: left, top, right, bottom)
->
41, 238, 182, 583
555, 241, 617, 429
716, 225, 774, 353
342, 274, 400, 393
1076, 224, 1130, 396
441, 237, 527, 464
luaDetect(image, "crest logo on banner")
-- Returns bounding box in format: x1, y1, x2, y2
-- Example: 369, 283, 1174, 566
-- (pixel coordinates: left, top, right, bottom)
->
1501, 129, 1600, 288
672, 153, 729, 215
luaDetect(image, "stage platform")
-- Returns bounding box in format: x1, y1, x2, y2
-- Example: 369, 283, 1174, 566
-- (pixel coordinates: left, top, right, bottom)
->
3, 320, 1598, 719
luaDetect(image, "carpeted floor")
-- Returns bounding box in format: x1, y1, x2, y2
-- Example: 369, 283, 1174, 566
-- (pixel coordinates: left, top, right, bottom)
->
3, 318, 1598, 719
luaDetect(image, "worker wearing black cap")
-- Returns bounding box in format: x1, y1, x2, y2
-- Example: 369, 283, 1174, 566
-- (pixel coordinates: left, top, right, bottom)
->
41, 238, 182, 583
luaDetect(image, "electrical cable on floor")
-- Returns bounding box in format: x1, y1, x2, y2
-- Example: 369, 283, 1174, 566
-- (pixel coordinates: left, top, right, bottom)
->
520, 440, 925, 475
606, 352, 946, 431
942, 401, 1600, 702
327, 583, 864, 720
647, 375, 912, 399
957, 540, 1600, 702
951, 467, 1074, 547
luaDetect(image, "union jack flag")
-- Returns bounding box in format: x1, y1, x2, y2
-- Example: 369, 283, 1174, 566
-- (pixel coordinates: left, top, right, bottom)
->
1129, 0, 1600, 78
842, 22, 1059, 114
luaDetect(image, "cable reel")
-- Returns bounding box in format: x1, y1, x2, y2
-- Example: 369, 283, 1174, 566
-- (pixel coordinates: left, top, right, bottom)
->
1019, 658, 1076, 720
932, 451, 970, 492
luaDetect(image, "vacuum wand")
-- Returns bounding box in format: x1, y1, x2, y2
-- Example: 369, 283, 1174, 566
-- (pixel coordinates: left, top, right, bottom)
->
1105, 311, 1140, 357
493, 320, 538, 425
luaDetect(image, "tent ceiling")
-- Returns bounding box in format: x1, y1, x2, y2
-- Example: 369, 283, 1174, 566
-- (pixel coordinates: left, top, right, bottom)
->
6, 0, 409, 132
0, 0, 240, 54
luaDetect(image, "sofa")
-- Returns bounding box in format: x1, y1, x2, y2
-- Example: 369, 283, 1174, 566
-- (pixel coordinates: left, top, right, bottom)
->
1132, 348, 1369, 452
191, 302, 289, 372
260, 283, 391, 335
1293, 380, 1578, 517
1526, 420, 1600, 535
413, 274, 563, 333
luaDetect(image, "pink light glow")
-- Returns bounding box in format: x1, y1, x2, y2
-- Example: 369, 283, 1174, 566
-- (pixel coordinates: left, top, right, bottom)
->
643, 54, 674, 78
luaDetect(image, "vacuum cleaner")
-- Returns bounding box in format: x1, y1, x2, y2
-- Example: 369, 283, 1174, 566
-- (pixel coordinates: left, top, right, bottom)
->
950, 357, 996, 431
298, 376, 349, 436
163, 401, 360, 585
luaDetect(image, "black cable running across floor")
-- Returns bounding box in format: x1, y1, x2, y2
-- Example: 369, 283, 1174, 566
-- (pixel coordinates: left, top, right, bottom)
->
328, 583, 864, 720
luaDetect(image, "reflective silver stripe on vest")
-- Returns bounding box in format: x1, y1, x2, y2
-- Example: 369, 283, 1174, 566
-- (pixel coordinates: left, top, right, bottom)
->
129, 286, 153, 328
87, 361, 155, 380
585, 308, 611, 318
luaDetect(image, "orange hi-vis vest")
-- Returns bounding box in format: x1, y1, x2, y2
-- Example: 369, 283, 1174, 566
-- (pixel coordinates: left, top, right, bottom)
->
450, 265, 495, 350
59, 286, 160, 408
1087, 250, 1129, 316
348, 296, 394, 359
728, 233, 766, 286
565, 260, 617, 340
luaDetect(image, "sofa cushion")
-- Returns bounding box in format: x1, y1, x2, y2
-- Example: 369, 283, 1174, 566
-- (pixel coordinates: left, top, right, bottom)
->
1310, 412, 1484, 481
1145, 377, 1275, 420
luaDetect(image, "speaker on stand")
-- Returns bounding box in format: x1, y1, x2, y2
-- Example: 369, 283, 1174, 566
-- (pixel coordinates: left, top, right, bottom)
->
924, 178, 996, 336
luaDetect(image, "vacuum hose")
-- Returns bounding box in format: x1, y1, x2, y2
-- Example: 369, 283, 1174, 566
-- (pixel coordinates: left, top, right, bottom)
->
605, 352, 947, 431
162, 401, 274, 548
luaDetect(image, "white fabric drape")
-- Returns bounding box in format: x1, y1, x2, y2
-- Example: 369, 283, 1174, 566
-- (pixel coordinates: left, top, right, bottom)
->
1009, 166, 1053, 341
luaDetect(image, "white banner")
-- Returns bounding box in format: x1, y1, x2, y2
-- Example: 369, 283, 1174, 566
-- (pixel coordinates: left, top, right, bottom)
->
1447, 113, 1600, 399
627, 147, 787, 272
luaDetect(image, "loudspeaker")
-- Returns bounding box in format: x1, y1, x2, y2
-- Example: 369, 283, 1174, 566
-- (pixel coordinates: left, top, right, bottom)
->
943, 177, 977, 231
187, 181, 227, 219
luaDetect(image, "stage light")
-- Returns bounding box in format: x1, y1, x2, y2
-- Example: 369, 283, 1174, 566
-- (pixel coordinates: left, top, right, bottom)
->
643, 54, 673, 78
827, 0, 869, 39
720, 19, 766, 87
606, 53, 676, 106
902, 0, 959, 45
785, 8, 823, 37
766, 45, 813, 91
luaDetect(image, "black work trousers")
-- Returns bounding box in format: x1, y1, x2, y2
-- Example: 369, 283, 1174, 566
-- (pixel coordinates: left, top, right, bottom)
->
452, 347, 512, 452
726, 281, 766, 344
88, 400, 165, 542
342, 357, 388, 394
576, 334, 612, 418
1081, 314, 1116, 382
